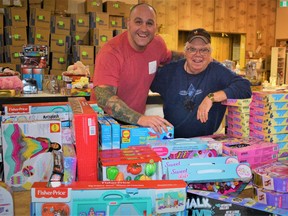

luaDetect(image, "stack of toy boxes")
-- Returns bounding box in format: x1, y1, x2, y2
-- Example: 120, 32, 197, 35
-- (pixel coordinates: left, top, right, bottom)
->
99, 146, 162, 181
31, 180, 187, 216
211, 134, 279, 169
68, 97, 99, 181
249, 91, 288, 161
1, 101, 74, 190
222, 98, 251, 138
252, 160, 288, 209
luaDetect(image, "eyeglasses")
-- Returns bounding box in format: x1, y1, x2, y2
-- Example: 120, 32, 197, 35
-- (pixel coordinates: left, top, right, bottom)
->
185, 47, 211, 56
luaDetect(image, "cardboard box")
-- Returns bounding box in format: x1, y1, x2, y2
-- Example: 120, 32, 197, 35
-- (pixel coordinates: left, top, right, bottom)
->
4, 26, 27, 46
97, 28, 113, 47
51, 15, 71, 35
43, 0, 56, 12
97, 115, 112, 150
29, 8, 51, 28
4, 45, 22, 64
103, 115, 120, 149
71, 30, 90, 45
72, 45, 95, 65
28, 27, 50, 46
50, 34, 71, 53
0, 14, 3, 34
54, 0, 68, 14
71, 14, 90, 32
103, 1, 127, 16
68, 97, 98, 181
50, 52, 69, 70
4, 7, 27, 27
89, 12, 109, 29
109, 15, 124, 29
86, 0, 103, 13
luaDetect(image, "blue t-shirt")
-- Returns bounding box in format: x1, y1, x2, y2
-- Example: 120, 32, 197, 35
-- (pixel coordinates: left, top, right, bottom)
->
150, 59, 251, 138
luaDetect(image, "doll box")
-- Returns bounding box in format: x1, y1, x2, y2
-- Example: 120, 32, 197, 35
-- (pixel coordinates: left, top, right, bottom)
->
100, 146, 162, 181
31, 180, 187, 216
252, 161, 288, 193
221, 98, 252, 107
226, 128, 249, 138
252, 91, 288, 103
227, 111, 251, 120
166, 156, 252, 183
69, 97, 98, 181
186, 189, 288, 216
227, 105, 250, 113
1, 120, 62, 190
254, 187, 288, 209
120, 125, 174, 148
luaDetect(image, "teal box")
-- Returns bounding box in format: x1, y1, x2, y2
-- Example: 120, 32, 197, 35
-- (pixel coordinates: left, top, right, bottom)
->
104, 115, 120, 149
120, 125, 174, 148
98, 116, 112, 150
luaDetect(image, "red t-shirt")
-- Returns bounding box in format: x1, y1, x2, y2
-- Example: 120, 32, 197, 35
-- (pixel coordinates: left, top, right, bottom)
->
93, 31, 172, 114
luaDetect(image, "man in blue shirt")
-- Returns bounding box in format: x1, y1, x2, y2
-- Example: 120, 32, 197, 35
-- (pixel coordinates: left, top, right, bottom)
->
151, 28, 252, 138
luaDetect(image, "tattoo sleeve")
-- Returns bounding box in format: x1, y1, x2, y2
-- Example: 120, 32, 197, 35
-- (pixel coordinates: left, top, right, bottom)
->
94, 86, 142, 124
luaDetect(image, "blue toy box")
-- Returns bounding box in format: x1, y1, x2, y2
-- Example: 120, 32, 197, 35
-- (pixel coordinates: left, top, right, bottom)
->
104, 115, 121, 149
98, 115, 112, 150
120, 125, 174, 148
31, 180, 187, 216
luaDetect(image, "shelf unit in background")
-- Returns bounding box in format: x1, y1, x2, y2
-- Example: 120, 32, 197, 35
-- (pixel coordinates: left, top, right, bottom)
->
270, 47, 286, 85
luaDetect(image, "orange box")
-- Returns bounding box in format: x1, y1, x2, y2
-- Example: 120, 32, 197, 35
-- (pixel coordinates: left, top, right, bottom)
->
68, 97, 99, 181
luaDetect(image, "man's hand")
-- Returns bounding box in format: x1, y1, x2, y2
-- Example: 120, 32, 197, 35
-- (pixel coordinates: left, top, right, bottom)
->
137, 115, 173, 134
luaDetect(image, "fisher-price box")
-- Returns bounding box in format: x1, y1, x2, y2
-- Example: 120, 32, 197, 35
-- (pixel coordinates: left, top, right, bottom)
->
99, 146, 162, 181
1, 120, 62, 190
120, 125, 174, 148
68, 97, 98, 181
31, 180, 187, 216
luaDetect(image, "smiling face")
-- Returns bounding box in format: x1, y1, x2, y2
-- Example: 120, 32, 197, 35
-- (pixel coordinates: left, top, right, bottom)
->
127, 4, 157, 51
184, 38, 212, 74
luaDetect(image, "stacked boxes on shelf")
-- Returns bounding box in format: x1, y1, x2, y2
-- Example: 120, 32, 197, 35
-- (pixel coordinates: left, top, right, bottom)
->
249, 91, 288, 160
222, 98, 251, 138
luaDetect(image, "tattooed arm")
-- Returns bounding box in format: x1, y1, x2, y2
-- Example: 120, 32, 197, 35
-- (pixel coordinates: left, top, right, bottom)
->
95, 85, 172, 133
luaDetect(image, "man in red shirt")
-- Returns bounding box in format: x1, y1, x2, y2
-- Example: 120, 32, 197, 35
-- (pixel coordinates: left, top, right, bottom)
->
93, 3, 182, 133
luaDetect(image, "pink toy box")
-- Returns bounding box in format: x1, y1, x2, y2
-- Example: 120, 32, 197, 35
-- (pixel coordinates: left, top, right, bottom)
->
249, 114, 288, 126
252, 100, 288, 110
1, 120, 62, 190
166, 156, 252, 195
99, 146, 162, 181
120, 125, 174, 148
254, 187, 288, 209
252, 161, 288, 193
31, 180, 187, 216
68, 97, 98, 181
221, 98, 252, 107
250, 106, 288, 118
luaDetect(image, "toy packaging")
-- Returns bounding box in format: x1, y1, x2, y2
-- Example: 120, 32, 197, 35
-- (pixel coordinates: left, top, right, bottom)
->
104, 115, 121, 149
166, 156, 252, 196
221, 98, 252, 107
97, 115, 112, 150
68, 97, 98, 181
0, 182, 14, 215
62, 144, 77, 185
120, 125, 174, 148
252, 91, 288, 103
1, 120, 62, 190
99, 146, 162, 181
186, 189, 288, 216
254, 187, 288, 209
31, 180, 187, 216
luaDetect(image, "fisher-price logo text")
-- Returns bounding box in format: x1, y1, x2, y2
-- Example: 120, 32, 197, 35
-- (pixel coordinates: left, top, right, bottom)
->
35, 189, 68, 198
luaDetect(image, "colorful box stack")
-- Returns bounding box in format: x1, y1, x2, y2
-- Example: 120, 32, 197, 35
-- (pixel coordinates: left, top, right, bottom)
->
222, 98, 251, 138
249, 91, 288, 160
252, 161, 288, 209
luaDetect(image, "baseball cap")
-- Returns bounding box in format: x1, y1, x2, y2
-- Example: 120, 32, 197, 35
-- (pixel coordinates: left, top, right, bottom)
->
187, 28, 211, 44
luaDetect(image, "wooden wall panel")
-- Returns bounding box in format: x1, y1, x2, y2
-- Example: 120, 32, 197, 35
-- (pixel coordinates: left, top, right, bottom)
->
178, 0, 191, 30
214, 0, 227, 32
164, 0, 179, 50
245, 0, 258, 56
236, 0, 247, 33
202, 0, 215, 31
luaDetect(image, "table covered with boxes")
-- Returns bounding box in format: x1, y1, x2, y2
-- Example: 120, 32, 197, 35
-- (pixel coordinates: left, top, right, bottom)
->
1, 91, 288, 215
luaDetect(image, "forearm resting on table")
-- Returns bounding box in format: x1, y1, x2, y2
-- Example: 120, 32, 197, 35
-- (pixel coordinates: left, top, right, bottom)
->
94, 86, 142, 124
212, 90, 227, 102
